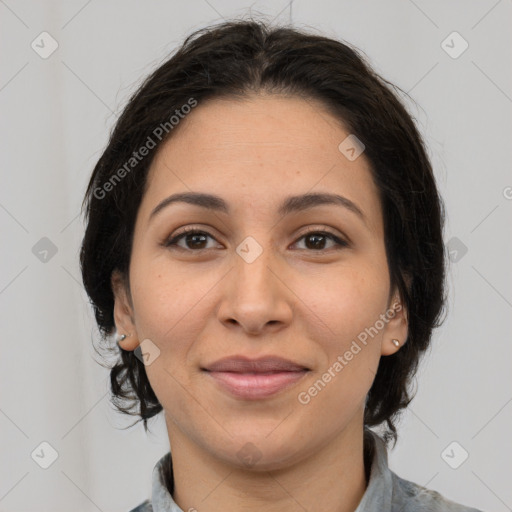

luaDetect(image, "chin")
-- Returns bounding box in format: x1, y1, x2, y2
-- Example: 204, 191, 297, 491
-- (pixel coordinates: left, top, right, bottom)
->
208, 432, 310, 473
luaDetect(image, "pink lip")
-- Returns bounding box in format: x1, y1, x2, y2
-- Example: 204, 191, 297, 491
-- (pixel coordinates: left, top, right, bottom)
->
202, 355, 310, 400
205, 370, 309, 400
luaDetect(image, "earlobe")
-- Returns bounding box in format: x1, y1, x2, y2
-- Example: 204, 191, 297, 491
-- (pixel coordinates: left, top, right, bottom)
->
382, 336, 407, 355
116, 332, 139, 351
111, 271, 139, 351
381, 296, 408, 356
381, 337, 405, 356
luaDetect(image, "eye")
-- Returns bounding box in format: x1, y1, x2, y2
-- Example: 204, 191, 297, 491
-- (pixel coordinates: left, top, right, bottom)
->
164, 228, 221, 251
164, 227, 349, 252
292, 229, 349, 251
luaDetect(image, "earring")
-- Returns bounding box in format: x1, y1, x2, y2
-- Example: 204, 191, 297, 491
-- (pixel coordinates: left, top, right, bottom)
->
116, 333, 129, 346
391, 339, 400, 347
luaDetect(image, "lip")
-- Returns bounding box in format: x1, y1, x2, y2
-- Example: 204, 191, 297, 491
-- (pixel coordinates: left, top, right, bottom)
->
202, 356, 310, 400
203, 355, 309, 373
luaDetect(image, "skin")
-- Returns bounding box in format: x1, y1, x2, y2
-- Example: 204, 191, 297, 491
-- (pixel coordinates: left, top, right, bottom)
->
112, 93, 408, 512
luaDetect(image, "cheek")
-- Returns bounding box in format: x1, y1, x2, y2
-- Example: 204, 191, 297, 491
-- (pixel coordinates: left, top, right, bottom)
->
129, 265, 213, 412
293, 266, 387, 422
293, 261, 390, 349
129, 261, 216, 357
132, 255, 202, 319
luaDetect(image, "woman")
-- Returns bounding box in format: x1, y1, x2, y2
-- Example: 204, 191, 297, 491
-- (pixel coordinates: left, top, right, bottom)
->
80, 19, 483, 512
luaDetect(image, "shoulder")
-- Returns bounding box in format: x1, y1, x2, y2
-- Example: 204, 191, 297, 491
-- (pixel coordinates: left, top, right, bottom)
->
391, 471, 484, 512
128, 498, 152, 512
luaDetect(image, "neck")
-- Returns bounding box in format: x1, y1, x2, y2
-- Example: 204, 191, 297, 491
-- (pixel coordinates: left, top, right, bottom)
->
164, 417, 370, 512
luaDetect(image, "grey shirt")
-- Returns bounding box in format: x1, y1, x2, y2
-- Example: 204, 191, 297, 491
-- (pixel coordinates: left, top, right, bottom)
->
128, 429, 483, 512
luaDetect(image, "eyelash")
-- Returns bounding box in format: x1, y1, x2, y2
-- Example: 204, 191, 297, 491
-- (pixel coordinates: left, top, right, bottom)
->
164, 227, 349, 252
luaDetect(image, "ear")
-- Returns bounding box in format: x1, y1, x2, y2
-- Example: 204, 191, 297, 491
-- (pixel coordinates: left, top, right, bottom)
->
380, 289, 409, 356
111, 270, 139, 351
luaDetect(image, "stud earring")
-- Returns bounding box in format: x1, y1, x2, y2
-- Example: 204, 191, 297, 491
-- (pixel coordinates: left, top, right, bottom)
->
391, 339, 400, 347
116, 333, 129, 346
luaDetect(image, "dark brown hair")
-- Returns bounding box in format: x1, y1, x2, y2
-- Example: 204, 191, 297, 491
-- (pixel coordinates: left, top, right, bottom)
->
80, 19, 446, 445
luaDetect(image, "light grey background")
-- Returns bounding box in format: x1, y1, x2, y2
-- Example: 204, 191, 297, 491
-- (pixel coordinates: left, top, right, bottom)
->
1, 1, 510, 511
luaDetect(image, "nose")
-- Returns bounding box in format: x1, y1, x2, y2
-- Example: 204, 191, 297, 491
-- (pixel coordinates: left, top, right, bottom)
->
217, 240, 293, 335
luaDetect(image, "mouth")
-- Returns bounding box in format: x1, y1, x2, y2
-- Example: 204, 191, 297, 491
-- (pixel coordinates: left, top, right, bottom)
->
201, 356, 310, 400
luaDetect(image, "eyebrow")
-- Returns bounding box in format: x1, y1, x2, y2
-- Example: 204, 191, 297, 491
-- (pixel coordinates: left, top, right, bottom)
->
149, 191, 366, 224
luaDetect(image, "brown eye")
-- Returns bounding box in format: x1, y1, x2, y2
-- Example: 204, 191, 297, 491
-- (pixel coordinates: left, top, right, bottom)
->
164, 228, 348, 252
165, 229, 219, 250
293, 231, 348, 251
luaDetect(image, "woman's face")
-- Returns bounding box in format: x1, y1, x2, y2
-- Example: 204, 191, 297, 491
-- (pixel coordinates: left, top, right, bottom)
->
113, 93, 408, 470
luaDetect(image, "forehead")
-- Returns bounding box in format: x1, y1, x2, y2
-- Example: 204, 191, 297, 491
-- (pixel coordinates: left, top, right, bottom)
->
151, 93, 354, 165
139, 93, 382, 232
